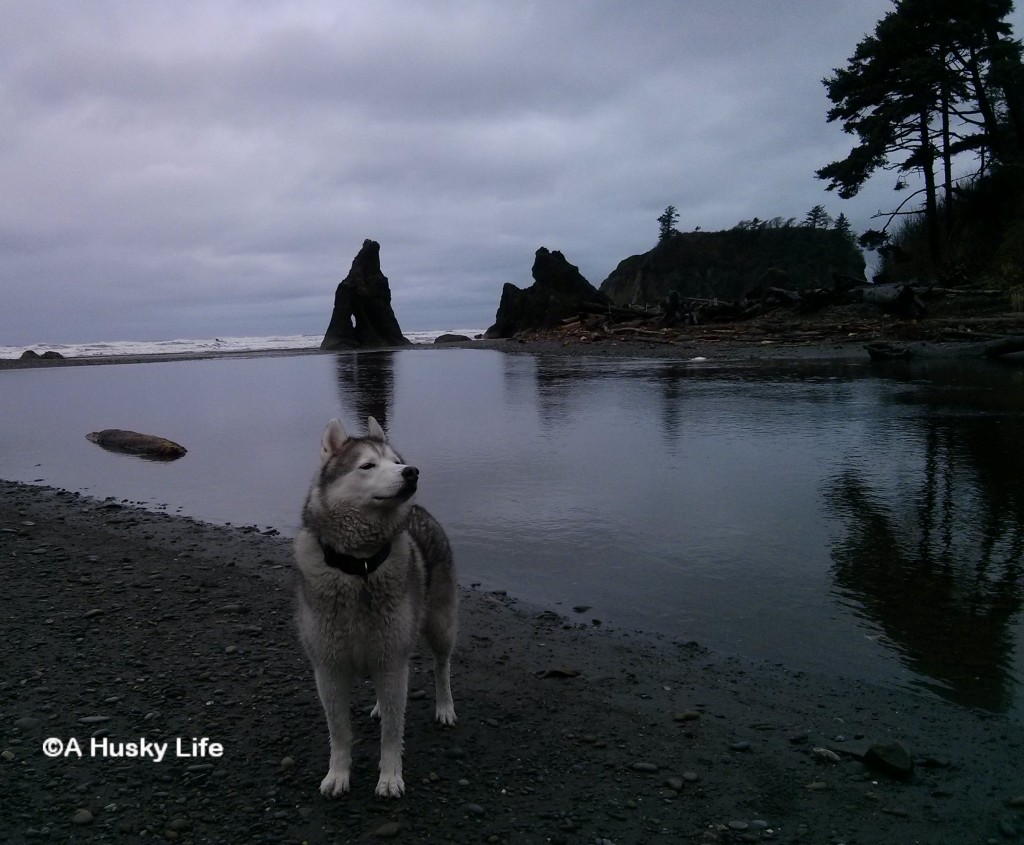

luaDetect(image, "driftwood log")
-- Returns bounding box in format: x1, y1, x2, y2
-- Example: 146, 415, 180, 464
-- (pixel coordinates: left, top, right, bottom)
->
86, 429, 188, 460
866, 335, 1024, 362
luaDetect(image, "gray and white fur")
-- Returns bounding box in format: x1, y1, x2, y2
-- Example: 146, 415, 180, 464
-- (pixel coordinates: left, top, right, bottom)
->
294, 417, 457, 798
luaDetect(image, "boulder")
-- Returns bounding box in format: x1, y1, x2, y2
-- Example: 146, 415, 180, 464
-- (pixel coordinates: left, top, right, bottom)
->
321, 240, 412, 350
19, 350, 40, 360
864, 741, 915, 780
433, 333, 471, 344
484, 248, 609, 339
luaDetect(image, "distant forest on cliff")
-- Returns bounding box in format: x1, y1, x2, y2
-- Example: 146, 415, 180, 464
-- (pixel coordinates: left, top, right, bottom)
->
818, 0, 1024, 288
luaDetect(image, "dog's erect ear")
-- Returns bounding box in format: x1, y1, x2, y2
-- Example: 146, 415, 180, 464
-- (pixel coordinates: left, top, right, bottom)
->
320, 419, 349, 462
367, 417, 387, 442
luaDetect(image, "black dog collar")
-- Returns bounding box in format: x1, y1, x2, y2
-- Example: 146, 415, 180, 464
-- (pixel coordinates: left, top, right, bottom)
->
318, 540, 392, 578
318, 540, 391, 606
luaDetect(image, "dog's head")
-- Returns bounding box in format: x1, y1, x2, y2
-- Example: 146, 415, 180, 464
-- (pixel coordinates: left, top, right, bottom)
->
317, 417, 419, 509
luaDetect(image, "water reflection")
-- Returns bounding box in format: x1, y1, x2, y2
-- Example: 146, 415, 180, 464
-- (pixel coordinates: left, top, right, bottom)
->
827, 365, 1024, 712
332, 351, 395, 431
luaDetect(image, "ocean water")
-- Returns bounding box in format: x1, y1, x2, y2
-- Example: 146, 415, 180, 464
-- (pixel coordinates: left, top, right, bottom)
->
0, 329, 484, 360
2, 348, 1023, 717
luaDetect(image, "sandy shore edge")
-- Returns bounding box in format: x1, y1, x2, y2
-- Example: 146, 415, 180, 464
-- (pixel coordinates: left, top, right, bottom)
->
3, 478, 1022, 843
0, 335, 878, 372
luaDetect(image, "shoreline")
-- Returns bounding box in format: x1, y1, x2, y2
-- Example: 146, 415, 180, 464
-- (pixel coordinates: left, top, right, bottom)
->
3, 478, 1023, 843
0, 335, 877, 372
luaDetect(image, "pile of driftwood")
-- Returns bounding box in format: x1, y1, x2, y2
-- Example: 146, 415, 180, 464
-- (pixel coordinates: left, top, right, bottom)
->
540, 281, 1021, 351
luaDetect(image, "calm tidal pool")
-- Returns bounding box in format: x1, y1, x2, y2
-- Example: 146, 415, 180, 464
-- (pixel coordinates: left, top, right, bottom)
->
3, 349, 1023, 717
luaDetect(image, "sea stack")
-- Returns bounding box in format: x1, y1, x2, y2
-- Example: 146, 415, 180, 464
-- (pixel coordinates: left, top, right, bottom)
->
321, 239, 412, 349
484, 247, 609, 339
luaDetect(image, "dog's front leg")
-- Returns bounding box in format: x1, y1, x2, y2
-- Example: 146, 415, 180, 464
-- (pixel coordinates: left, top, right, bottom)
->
314, 665, 352, 797
372, 665, 409, 797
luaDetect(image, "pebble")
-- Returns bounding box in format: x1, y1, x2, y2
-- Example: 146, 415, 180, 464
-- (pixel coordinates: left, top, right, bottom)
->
279, 756, 295, 769
632, 762, 660, 773
79, 715, 110, 724
374, 821, 401, 838
812, 746, 842, 764
672, 711, 701, 722
2, 749, 15, 761
462, 803, 485, 816
729, 741, 751, 752
728, 820, 749, 831
682, 771, 700, 783
72, 809, 93, 825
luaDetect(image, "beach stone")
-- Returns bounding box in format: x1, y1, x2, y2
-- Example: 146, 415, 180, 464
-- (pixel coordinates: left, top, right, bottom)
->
72, 809, 93, 825
462, 803, 485, 816
682, 771, 700, 783
374, 821, 402, 838
433, 334, 470, 344
632, 762, 660, 773
729, 741, 751, 752
2, 749, 15, 761
673, 711, 701, 722
864, 741, 915, 780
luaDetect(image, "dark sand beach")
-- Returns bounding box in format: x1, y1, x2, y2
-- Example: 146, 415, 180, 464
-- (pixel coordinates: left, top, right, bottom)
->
3, 476, 1024, 844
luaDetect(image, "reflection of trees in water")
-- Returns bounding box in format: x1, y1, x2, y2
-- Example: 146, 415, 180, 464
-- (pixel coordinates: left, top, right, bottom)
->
333, 351, 395, 432
827, 418, 1024, 712
513, 356, 698, 437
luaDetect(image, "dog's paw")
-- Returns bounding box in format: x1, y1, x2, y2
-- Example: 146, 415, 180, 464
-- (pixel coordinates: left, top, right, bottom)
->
370, 700, 381, 720
375, 771, 405, 798
319, 768, 351, 798
435, 704, 457, 727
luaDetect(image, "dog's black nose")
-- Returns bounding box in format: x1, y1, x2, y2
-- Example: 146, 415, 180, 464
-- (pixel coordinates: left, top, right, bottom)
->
402, 466, 419, 481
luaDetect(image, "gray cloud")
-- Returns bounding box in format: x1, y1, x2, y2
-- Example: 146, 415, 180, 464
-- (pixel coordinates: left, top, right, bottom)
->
1, 0, 995, 345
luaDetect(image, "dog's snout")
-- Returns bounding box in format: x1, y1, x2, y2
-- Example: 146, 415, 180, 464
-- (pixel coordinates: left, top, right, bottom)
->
402, 466, 419, 481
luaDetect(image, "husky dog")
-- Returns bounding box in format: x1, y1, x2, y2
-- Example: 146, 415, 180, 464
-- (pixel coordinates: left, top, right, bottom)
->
294, 417, 457, 798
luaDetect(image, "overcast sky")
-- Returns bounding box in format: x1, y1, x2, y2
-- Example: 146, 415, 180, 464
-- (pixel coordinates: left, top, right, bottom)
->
2, 1, 1014, 345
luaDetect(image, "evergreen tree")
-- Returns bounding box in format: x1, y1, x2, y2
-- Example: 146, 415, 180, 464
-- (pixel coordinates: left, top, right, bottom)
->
803, 205, 833, 229
816, 0, 1024, 267
657, 206, 679, 243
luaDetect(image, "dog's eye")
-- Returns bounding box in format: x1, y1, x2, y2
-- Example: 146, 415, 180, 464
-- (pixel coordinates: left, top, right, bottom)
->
359, 462, 376, 470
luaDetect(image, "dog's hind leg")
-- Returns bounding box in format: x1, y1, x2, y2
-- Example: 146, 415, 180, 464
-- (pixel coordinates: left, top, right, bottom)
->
314, 665, 353, 797
423, 626, 456, 725
371, 665, 409, 797
431, 654, 456, 726
424, 606, 457, 726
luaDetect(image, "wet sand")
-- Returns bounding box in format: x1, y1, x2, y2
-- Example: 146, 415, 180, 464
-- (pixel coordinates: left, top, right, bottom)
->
3, 478, 1023, 844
